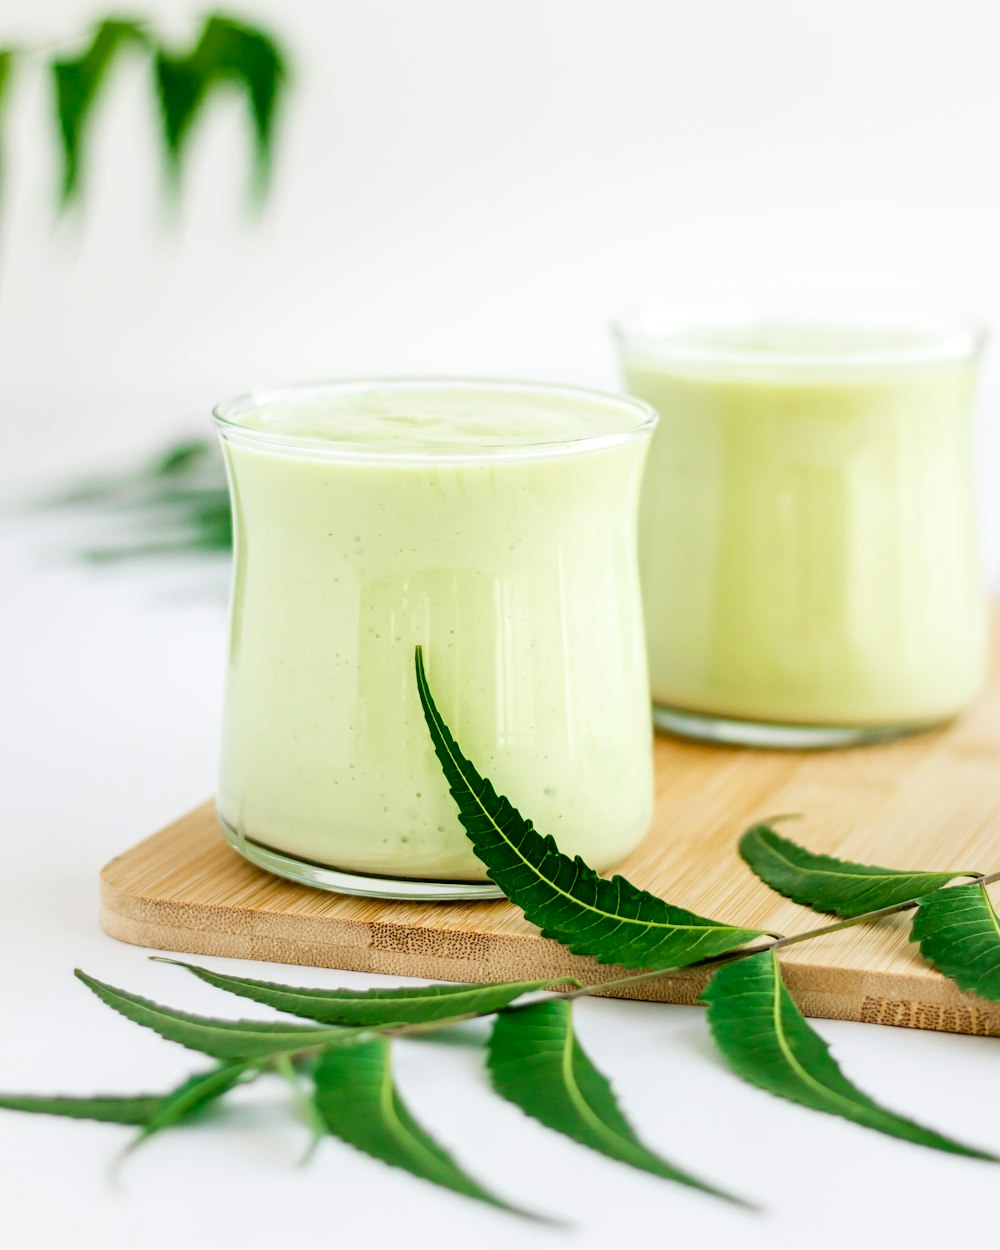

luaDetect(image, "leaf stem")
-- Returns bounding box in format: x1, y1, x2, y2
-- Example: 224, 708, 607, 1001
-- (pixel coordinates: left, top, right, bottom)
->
557, 946, 775, 1002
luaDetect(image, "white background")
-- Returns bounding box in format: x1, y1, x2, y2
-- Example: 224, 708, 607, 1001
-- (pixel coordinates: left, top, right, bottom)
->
3, 1, 1000, 1247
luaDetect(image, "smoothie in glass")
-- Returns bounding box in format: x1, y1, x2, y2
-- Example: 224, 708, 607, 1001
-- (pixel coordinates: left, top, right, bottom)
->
617, 299, 987, 747
214, 381, 656, 897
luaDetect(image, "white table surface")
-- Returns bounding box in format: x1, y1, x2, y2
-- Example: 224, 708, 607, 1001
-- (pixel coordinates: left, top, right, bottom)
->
3, 398, 999, 1250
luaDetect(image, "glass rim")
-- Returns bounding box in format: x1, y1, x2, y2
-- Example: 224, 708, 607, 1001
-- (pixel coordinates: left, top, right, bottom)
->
212, 376, 658, 464
612, 291, 988, 371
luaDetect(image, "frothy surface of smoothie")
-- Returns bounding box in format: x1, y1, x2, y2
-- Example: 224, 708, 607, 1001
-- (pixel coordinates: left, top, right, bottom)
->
229, 385, 641, 454
217, 383, 654, 881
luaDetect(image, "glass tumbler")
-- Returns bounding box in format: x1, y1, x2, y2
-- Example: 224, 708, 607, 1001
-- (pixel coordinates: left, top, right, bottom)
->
213, 379, 657, 899
615, 293, 988, 748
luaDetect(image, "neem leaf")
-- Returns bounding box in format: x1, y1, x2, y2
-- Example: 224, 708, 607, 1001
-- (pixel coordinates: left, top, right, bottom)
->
0, 1091, 161, 1126
75, 970, 368, 1059
488, 1000, 747, 1205
740, 822, 962, 918
415, 648, 764, 969
911, 882, 1000, 1000
312, 1037, 538, 1219
131, 1062, 253, 1148
154, 15, 287, 198
703, 950, 994, 1159
155, 958, 573, 1027
51, 19, 149, 205
0, 1063, 252, 1133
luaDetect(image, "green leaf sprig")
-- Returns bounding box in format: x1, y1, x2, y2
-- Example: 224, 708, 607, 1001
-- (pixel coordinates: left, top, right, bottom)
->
4, 651, 1000, 1222
0, 961, 738, 1221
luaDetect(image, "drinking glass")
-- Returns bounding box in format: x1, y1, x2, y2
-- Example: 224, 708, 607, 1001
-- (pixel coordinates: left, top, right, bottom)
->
214, 379, 657, 898
616, 293, 988, 748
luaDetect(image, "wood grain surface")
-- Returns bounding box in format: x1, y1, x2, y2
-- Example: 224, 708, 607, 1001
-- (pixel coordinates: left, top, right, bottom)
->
101, 625, 1000, 1037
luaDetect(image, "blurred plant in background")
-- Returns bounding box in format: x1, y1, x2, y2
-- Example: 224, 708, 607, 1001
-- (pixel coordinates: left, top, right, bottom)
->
13, 11, 290, 558
3, 11, 288, 207
45, 439, 231, 561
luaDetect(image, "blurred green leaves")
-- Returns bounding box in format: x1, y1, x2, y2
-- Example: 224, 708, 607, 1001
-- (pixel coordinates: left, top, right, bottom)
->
0, 49, 14, 117
44, 436, 233, 562
155, 15, 286, 201
52, 18, 151, 205
1, 11, 288, 208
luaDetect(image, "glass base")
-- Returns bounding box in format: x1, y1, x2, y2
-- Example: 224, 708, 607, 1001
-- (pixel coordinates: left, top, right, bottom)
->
220, 818, 506, 901
652, 704, 937, 750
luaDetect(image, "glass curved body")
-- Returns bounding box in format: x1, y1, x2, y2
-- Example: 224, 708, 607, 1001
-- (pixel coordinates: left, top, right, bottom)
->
615, 294, 988, 748
213, 380, 656, 899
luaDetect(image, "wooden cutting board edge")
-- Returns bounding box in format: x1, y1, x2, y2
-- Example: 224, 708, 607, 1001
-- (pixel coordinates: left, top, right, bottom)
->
99, 832, 1000, 1039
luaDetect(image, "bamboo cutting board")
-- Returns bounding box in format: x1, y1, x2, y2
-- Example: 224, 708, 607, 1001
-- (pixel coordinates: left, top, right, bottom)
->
101, 626, 1000, 1038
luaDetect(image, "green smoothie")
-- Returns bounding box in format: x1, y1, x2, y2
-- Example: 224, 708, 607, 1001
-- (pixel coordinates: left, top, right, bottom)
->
620, 321, 987, 733
215, 382, 655, 884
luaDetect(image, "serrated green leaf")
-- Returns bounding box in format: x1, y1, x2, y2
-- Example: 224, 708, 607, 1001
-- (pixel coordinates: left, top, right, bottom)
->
415, 648, 764, 969
703, 949, 994, 1159
51, 19, 149, 205
131, 1062, 253, 1148
0, 1091, 162, 1125
75, 970, 372, 1059
0, 1062, 255, 1145
155, 958, 574, 1027
488, 1000, 747, 1205
740, 822, 962, 918
154, 15, 287, 199
911, 882, 1000, 1000
312, 1037, 538, 1219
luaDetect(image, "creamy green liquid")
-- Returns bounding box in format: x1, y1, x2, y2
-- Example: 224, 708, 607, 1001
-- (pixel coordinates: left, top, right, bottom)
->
623, 329, 987, 727
217, 386, 653, 881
